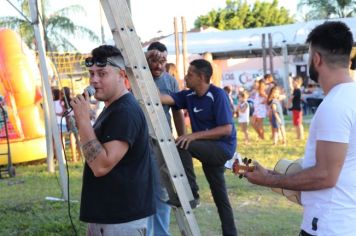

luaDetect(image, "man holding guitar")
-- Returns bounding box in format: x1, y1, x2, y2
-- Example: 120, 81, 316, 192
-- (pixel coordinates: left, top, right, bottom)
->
245, 21, 356, 236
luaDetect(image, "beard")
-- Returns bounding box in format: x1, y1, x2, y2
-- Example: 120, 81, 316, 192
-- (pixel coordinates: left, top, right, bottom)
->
309, 61, 319, 83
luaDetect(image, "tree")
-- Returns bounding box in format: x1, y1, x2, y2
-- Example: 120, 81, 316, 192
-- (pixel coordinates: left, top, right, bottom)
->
297, 0, 356, 20
0, 0, 99, 51
194, 0, 295, 30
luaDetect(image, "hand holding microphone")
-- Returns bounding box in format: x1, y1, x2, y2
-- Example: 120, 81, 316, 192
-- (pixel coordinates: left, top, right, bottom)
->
69, 86, 96, 135
63, 86, 95, 117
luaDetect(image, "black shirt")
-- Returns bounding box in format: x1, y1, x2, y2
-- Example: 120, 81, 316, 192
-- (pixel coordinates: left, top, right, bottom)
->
80, 93, 156, 223
292, 88, 302, 111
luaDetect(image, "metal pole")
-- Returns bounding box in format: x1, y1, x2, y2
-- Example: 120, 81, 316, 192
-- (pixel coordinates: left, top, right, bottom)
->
268, 33, 274, 75
29, 0, 68, 200
99, 0, 105, 44
43, 86, 55, 173
174, 17, 181, 86
282, 43, 290, 97
262, 33, 267, 75
181, 16, 188, 76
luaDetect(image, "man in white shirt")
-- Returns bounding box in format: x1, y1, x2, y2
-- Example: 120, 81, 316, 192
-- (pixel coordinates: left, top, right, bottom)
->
245, 21, 356, 236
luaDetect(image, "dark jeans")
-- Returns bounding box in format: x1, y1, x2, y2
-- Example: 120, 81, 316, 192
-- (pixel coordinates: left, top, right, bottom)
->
178, 140, 237, 236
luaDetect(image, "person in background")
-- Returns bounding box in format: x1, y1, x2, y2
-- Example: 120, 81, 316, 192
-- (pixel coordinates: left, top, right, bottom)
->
52, 87, 66, 133
246, 21, 356, 236
264, 74, 277, 139
237, 90, 250, 144
61, 86, 81, 161
267, 86, 286, 145
264, 73, 276, 94
251, 79, 267, 140
146, 41, 186, 236
71, 45, 156, 235
223, 85, 235, 116
249, 80, 259, 101
166, 63, 181, 88
289, 76, 304, 140
161, 59, 238, 236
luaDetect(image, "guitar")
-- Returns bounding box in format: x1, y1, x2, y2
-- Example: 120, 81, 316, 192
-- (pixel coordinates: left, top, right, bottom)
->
232, 157, 254, 178
232, 156, 303, 206
271, 159, 302, 205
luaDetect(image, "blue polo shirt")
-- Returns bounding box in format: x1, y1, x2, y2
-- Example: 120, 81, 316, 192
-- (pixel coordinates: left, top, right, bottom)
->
171, 84, 237, 157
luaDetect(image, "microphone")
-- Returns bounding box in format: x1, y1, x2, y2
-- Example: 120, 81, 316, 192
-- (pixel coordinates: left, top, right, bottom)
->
83, 85, 96, 98
63, 86, 96, 116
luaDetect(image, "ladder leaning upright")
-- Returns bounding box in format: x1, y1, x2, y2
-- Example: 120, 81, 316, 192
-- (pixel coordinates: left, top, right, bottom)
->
100, 0, 201, 235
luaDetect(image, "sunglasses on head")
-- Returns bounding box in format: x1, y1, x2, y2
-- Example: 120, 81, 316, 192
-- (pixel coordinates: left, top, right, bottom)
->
85, 57, 122, 68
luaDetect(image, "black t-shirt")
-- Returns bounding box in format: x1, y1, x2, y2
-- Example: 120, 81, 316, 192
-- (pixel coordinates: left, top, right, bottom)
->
291, 88, 302, 111
80, 93, 156, 224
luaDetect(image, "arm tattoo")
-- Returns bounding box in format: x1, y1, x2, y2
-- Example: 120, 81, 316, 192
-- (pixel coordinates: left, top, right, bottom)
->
81, 139, 103, 164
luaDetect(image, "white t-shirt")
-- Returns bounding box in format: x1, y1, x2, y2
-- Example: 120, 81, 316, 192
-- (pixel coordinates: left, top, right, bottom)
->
238, 101, 250, 123
301, 82, 356, 236
54, 100, 65, 126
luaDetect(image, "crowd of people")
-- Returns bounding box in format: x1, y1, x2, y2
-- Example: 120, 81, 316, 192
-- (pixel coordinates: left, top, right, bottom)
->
43, 21, 356, 236
224, 72, 306, 146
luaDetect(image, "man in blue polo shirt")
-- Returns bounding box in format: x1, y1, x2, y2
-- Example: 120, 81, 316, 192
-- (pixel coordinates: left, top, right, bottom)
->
161, 59, 237, 236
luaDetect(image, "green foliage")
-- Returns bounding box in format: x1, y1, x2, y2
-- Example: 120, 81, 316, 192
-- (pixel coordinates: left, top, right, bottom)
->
297, 0, 356, 20
0, 118, 308, 235
194, 0, 295, 30
0, 0, 99, 51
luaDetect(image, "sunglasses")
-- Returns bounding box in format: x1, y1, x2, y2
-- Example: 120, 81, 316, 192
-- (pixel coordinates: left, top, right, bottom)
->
85, 57, 122, 69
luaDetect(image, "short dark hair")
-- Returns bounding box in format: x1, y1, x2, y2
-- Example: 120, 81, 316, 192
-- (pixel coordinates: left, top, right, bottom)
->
264, 74, 274, 81
306, 21, 353, 68
223, 86, 231, 94
52, 88, 61, 100
190, 59, 213, 83
92, 45, 122, 58
91, 45, 125, 68
147, 42, 167, 52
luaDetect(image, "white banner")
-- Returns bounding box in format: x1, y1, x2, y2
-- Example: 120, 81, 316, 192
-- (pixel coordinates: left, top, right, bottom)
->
222, 69, 284, 89
222, 70, 264, 88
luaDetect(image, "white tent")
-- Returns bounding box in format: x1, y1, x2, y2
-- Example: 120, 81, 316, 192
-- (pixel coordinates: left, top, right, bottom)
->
153, 17, 356, 59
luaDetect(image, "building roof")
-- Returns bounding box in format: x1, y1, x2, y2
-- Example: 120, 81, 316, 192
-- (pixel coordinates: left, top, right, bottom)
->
148, 17, 356, 59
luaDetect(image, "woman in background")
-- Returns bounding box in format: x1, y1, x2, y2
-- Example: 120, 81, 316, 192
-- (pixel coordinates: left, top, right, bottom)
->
251, 80, 267, 140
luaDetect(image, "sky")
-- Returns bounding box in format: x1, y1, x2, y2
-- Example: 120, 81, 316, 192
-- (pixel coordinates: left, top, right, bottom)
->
1, 0, 298, 52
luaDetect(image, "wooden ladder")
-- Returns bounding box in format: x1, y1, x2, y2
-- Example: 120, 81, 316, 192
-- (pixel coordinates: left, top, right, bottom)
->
100, 0, 201, 235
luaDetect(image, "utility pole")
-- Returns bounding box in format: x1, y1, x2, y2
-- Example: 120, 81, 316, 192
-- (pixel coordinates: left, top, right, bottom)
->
268, 33, 274, 75
262, 33, 267, 75
173, 17, 181, 87
282, 43, 290, 98
181, 16, 188, 76
29, 0, 68, 200
99, 1, 105, 44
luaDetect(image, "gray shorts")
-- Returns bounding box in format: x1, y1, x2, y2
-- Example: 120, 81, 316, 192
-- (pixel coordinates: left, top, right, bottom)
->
87, 217, 148, 236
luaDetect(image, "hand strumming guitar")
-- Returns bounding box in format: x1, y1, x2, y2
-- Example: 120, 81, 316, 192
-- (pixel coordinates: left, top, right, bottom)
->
232, 157, 281, 187
232, 157, 254, 178
244, 161, 282, 187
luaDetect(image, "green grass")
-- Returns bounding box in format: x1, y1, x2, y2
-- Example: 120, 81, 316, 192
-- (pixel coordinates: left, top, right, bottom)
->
0, 115, 310, 235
